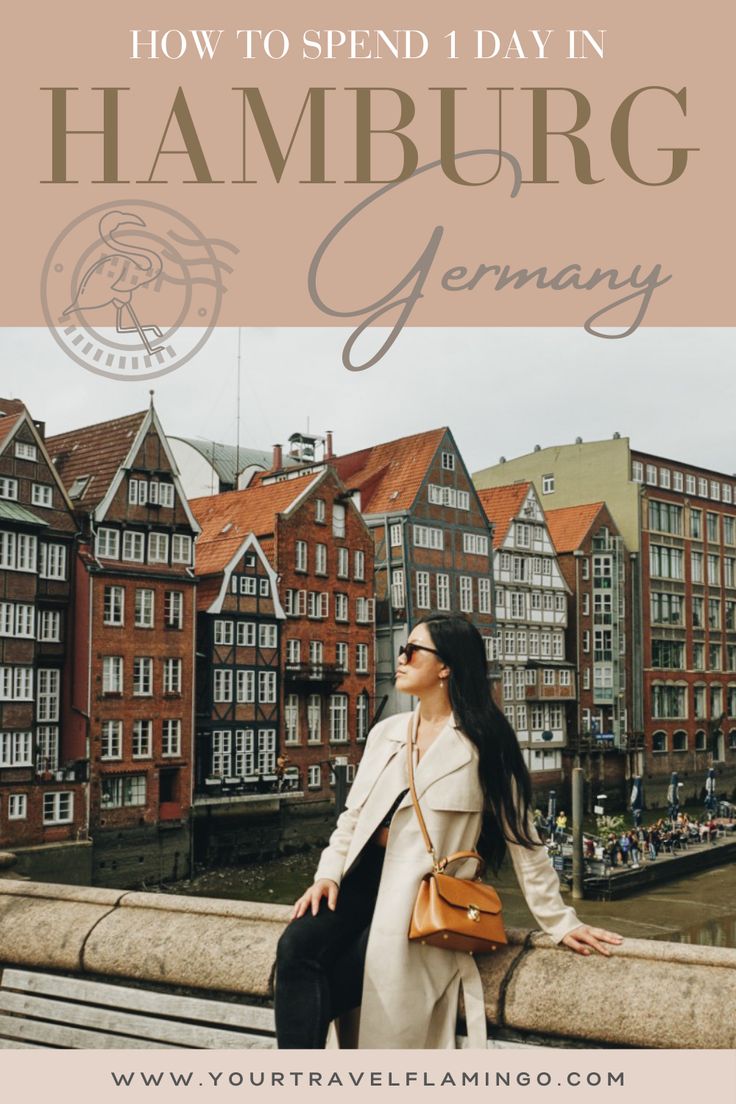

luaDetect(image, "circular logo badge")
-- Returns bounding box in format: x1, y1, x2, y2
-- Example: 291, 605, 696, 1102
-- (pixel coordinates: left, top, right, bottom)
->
41, 200, 237, 381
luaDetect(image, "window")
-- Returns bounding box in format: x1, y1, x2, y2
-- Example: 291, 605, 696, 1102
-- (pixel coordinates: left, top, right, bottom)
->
214, 669, 233, 702
632, 461, 644, 483
135, 589, 154, 628
335, 593, 349, 622
581, 558, 590, 581
132, 719, 152, 758
694, 685, 706, 719
710, 482, 721, 503
724, 517, 735, 545
164, 591, 183, 629
459, 576, 473, 613
315, 498, 326, 523
0, 731, 32, 767
308, 695, 321, 743
673, 471, 683, 492
646, 465, 658, 486
463, 532, 489, 556
39, 543, 66, 580
31, 483, 53, 508
510, 591, 526, 619
649, 733, 669, 757
215, 620, 234, 646
309, 641, 324, 673
35, 725, 58, 772
236, 670, 255, 703
515, 523, 531, 548
102, 656, 123, 694
148, 533, 169, 564
650, 545, 684, 580
413, 525, 444, 550
104, 586, 125, 626
258, 670, 277, 703
286, 639, 301, 665
441, 450, 455, 471
8, 794, 27, 820
651, 592, 682, 625
709, 643, 722, 671
162, 719, 181, 757
0, 477, 18, 500
295, 541, 307, 572
649, 501, 683, 535
433, 573, 448, 611
356, 643, 369, 673
542, 474, 555, 495
43, 791, 73, 824
97, 527, 118, 561
355, 597, 374, 623
356, 693, 369, 741
659, 468, 671, 490
693, 729, 705, 751
101, 720, 122, 760
315, 543, 327, 576
132, 657, 152, 696
332, 504, 346, 538
257, 729, 277, 775
122, 531, 144, 562
172, 534, 192, 564
258, 623, 277, 649
239, 576, 257, 596
389, 523, 402, 547
38, 609, 61, 642
333, 547, 348, 580
129, 478, 145, 505
427, 484, 469, 510
336, 642, 349, 672
707, 512, 720, 542
651, 640, 685, 668
690, 509, 702, 539
693, 642, 705, 670
15, 441, 37, 461
211, 730, 231, 777
390, 568, 406, 609
283, 693, 300, 745
651, 685, 686, 719
237, 622, 256, 647
708, 598, 721, 630
159, 482, 176, 509
163, 658, 181, 694
329, 694, 348, 742
477, 577, 491, 614
308, 764, 322, 789
416, 572, 430, 609
37, 668, 59, 723
354, 549, 365, 580
101, 776, 146, 808
708, 554, 720, 586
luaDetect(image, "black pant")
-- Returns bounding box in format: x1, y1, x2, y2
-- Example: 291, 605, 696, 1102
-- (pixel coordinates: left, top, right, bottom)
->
274, 842, 385, 1048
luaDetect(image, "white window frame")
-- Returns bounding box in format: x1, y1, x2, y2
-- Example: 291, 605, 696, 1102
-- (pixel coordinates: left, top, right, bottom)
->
43, 791, 73, 825
162, 719, 181, 757
31, 483, 53, 508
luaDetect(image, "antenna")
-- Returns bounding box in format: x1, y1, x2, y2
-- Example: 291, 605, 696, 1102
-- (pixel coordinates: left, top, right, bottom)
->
235, 328, 242, 484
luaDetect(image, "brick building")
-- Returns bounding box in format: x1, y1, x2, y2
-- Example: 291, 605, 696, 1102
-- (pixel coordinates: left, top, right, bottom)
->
329, 428, 495, 716
0, 399, 87, 874
474, 437, 736, 804
476, 482, 574, 795
47, 403, 199, 887
546, 502, 637, 807
191, 463, 375, 802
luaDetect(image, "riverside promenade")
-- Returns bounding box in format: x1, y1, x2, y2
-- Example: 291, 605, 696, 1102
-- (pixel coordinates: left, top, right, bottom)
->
580, 829, 736, 901
0, 875, 735, 1049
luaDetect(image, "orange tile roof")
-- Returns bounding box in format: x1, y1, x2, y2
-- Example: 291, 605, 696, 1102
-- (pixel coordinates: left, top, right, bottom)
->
47, 410, 147, 508
191, 473, 321, 577
545, 502, 606, 553
332, 427, 447, 514
196, 576, 223, 612
476, 483, 531, 548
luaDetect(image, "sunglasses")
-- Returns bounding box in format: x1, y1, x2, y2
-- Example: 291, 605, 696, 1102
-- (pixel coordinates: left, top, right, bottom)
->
398, 642, 440, 663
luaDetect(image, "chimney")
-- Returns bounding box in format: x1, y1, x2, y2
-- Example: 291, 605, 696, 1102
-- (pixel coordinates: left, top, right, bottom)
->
272, 443, 283, 470
325, 430, 334, 459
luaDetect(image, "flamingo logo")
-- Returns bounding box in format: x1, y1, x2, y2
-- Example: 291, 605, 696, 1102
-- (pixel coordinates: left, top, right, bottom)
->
42, 200, 237, 381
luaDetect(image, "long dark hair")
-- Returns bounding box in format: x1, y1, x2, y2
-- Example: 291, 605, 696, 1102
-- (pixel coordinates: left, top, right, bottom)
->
415, 612, 539, 871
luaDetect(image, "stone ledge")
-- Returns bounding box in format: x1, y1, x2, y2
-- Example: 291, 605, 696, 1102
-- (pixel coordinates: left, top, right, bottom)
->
0, 880, 734, 1048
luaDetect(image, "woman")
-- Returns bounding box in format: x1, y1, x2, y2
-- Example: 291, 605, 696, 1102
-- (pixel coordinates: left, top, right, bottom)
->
275, 613, 622, 1049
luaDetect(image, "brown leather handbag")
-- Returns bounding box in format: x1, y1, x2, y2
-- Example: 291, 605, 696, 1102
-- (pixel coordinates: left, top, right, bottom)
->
406, 728, 507, 955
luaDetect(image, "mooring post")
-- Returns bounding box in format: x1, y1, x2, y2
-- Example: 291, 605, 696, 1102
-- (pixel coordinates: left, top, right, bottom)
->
572, 767, 585, 900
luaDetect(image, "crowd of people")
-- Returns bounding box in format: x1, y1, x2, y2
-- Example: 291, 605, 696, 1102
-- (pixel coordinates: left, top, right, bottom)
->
539, 809, 724, 871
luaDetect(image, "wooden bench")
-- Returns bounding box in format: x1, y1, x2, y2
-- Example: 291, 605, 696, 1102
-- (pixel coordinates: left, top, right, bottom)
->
0, 968, 277, 1049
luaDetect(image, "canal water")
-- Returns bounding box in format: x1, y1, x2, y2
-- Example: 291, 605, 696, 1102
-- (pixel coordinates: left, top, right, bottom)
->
173, 847, 736, 949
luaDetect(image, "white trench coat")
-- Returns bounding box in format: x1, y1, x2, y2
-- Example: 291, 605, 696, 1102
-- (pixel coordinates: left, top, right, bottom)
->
313, 707, 582, 1049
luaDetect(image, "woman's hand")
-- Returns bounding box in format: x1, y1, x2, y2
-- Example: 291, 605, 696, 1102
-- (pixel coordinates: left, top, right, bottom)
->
561, 924, 623, 957
291, 879, 339, 920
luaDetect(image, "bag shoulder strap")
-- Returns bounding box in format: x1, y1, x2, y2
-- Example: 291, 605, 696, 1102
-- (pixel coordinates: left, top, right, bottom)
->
407, 717, 485, 876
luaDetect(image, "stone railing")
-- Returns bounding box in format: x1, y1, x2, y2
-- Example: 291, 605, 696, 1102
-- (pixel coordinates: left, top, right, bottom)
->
0, 878, 734, 1049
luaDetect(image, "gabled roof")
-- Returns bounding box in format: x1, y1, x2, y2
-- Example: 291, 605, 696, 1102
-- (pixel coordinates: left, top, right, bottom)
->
545, 502, 607, 553
331, 427, 447, 514
47, 411, 147, 510
0, 399, 26, 450
191, 472, 323, 577
475, 483, 531, 548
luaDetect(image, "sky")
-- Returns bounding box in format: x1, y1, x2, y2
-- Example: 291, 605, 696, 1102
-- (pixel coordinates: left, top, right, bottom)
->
2, 326, 734, 477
